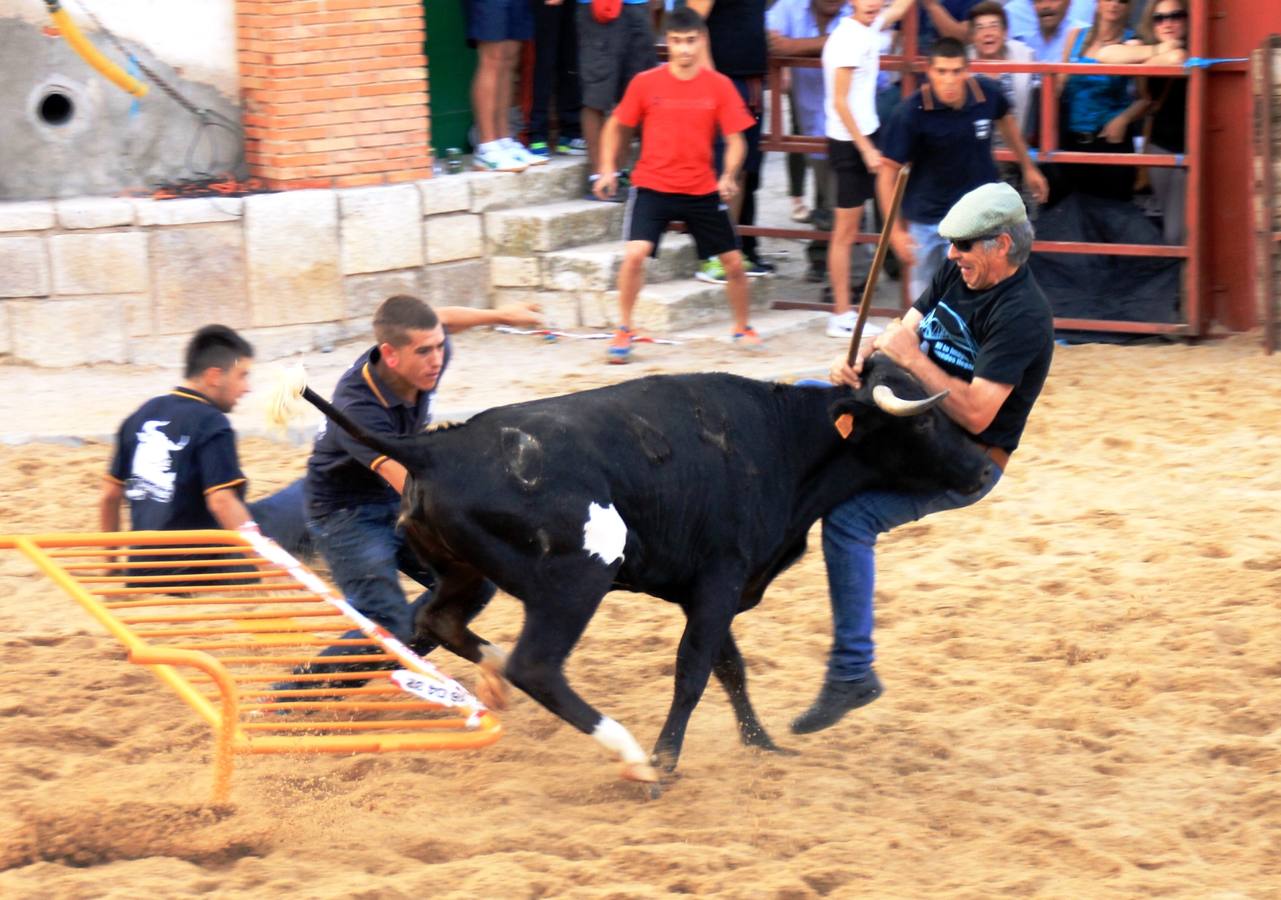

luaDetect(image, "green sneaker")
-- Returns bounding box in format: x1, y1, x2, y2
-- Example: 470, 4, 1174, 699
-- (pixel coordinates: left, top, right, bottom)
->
695, 258, 728, 284
557, 137, 588, 155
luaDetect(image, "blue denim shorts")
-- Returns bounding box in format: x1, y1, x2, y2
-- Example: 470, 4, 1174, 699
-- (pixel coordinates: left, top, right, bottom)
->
465, 0, 535, 43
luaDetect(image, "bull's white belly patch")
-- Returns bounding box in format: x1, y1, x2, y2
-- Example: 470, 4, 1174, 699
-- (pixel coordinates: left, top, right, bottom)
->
582, 502, 626, 565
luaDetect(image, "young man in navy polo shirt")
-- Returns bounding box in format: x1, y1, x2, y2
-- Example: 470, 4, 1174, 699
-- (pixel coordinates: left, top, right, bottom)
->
876, 37, 1048, 300
101, 325, 311, 577
300, 295, 541, 673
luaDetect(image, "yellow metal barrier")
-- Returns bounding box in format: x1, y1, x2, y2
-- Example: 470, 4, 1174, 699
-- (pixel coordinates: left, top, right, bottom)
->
0, 530, 501, 802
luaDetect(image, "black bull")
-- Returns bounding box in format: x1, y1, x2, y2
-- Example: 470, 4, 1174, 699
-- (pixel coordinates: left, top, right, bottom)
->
296, 357, 992, 783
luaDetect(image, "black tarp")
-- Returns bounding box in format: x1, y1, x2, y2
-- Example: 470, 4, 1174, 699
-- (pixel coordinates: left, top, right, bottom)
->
1027, 192, 1182, 340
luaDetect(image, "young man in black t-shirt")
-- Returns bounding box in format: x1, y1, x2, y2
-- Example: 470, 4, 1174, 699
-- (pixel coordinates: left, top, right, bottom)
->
792, 181, 1054, 734
101, 325, 311, 579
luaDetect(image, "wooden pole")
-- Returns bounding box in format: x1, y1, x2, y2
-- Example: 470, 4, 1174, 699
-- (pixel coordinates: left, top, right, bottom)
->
848, 166, 910, 365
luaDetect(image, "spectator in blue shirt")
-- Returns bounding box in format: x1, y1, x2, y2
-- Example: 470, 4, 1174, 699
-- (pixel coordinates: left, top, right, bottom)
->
1007, 0, 1092, 61
917, 0, 985, 46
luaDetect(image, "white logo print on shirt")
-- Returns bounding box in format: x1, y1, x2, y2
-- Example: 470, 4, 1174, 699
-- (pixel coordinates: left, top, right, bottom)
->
126, 420, 190, 503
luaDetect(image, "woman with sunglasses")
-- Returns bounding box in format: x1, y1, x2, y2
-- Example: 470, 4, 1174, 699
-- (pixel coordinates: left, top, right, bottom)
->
1057, 0, 1147, 201
1098, 0, 1189, 244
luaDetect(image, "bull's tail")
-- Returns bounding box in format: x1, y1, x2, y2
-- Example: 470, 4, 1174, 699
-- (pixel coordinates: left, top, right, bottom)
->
266, 363, 409, 464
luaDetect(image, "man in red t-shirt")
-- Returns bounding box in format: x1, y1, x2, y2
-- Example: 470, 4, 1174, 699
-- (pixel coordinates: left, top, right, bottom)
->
593, 6, 762, 364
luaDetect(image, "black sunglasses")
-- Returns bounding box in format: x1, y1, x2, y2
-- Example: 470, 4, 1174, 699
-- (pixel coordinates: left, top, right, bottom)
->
1152, 10, 1188, 22
950, 233, 999, 252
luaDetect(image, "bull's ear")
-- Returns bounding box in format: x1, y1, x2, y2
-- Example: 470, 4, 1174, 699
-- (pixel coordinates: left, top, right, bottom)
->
828, 391, 865, 439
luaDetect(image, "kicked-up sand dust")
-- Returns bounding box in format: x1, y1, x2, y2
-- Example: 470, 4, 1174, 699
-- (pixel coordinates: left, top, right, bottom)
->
0, 331, 1278, 898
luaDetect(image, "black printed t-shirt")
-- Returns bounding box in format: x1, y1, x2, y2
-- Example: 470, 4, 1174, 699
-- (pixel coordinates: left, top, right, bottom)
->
305, 340, 451, 518
108, 387, 247, 531
912, 262, 1054, 451
880, 76, 1011, 224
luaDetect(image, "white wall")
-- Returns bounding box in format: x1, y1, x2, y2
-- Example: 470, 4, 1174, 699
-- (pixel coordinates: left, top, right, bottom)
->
0, 0, 238, 94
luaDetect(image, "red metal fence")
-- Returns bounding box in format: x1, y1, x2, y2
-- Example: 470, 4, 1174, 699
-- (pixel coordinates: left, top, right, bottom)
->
1257, 35, 1280, 355
755, 0, 1241, 338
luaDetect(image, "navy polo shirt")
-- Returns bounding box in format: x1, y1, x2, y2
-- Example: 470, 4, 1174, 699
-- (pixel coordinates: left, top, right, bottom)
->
880, 75, 1011, 224
108, 387, 247, 531
305, 340, 451, 518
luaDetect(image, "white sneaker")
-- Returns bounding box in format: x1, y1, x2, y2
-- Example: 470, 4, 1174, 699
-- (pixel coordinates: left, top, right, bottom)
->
473, 142, 526, 173
826, 310, 858, 339
502, 137, 547, 166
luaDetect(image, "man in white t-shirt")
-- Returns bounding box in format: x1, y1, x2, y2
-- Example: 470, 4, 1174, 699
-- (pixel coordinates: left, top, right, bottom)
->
820, 0, 918, 339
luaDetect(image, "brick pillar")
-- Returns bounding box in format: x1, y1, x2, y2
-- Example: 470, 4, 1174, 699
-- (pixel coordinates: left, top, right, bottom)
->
236, 0, 432, 190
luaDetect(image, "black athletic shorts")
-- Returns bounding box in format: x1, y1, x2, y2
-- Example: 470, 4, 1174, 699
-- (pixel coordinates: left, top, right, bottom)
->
828, 131, 879, 209
623, 187, 740, 259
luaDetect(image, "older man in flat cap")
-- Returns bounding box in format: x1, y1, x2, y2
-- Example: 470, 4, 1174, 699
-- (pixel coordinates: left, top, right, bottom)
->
792, 182, 1055, 734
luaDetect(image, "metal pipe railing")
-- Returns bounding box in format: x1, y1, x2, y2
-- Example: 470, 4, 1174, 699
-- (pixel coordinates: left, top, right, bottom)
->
756, 0, 1237, 336
1257, 36, 1279, 354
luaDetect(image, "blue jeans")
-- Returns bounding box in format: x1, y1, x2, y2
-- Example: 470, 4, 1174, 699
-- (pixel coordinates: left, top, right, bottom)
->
306, 501, 436, 647
249, 478, 313, 560
820, 470, 1002, 681
907, 219, 950, 301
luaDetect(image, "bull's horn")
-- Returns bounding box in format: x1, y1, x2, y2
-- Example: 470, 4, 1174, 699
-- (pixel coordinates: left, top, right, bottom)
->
871, 384, 949, 416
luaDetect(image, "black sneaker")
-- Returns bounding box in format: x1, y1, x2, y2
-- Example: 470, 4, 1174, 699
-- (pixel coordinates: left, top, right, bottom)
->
745, 257, 776, 278
790, 670, 883, 734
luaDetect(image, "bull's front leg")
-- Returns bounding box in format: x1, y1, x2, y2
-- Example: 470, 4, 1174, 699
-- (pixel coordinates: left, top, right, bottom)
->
712, 631, 795, 755
651, 582, 742, 773
506, 590, 661, 785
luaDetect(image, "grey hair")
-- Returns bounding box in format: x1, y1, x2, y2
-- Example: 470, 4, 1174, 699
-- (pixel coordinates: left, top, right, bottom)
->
981, 218, 1035, 267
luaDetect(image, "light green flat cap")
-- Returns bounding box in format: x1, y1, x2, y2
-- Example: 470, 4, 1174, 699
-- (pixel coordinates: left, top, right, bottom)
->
937, 182, 1027, 240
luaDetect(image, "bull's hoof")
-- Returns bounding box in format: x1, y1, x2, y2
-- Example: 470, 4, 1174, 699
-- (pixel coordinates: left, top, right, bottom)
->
757, 741, 800, 756
620, 761, 661, 784
740, 726, 799, 755
474, 668, 511, 711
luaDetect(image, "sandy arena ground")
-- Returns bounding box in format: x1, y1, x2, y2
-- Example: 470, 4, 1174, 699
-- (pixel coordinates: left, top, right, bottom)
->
1, 326, 1279, 898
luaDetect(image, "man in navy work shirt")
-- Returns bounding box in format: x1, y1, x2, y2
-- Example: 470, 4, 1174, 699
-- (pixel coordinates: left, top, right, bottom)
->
100, 325, 311, 577
792, 182, 1054, 734
298, 294, 541, 679
877, 37, 1047, 301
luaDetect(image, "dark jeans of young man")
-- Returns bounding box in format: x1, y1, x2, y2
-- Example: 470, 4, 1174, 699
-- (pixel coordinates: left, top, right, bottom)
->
528, 0, 581, 145
249, 477, 314, 560
305, 499, 495, 663
308, 500, 435, 651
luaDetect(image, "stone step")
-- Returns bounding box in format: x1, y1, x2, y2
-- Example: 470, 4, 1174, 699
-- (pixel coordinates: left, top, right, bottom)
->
485, 199, 625, 255
620, 276, 773, 334
494, 276, 772, 333
537, 234, 699, 292
459, 157, 589, 213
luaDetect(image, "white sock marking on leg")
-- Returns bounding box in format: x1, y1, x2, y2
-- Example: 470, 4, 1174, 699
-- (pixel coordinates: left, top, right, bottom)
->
592, 716, 648, 765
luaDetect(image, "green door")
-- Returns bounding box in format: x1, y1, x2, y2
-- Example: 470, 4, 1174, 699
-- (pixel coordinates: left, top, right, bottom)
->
424, 2, 477, 154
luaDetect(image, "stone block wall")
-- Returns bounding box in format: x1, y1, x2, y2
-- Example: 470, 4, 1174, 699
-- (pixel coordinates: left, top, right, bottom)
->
0, 163, 589, 368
